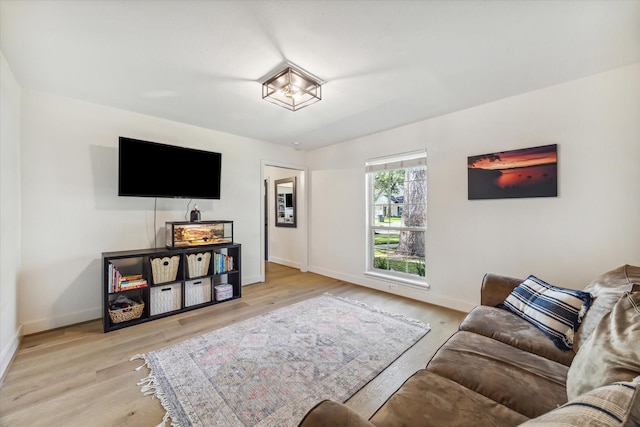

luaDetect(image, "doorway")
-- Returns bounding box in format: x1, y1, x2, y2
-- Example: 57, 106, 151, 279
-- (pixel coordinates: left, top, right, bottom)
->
260, 160, 308, 282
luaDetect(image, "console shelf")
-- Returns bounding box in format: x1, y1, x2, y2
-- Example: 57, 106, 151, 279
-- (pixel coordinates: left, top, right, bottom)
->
102, 243, 241, 332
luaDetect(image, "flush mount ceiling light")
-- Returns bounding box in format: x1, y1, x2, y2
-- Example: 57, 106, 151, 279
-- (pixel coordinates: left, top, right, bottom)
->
262, 66, 322, 111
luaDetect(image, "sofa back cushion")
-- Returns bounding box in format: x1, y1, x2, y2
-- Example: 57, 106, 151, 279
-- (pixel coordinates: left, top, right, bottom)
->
566, 288, 640, 400
574, 265, 640, 351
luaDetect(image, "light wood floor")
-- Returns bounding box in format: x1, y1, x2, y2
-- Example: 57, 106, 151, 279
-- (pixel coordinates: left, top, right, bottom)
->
0, 263, 466, 427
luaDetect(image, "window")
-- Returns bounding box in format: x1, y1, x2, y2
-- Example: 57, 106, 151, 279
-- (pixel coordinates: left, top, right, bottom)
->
366, 151, 427, 287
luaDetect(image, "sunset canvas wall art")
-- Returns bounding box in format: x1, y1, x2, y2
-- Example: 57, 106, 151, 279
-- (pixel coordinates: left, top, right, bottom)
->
468, 144, 557, 200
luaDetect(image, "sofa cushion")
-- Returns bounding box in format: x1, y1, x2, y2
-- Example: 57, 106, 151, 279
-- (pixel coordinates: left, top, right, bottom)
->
460, 306, 575, 366
502, 275, 592, 350
481, 273, 524, 307
566, 289, 640, 400
519, 376, 640, 427
297, 400, 375, 427
574, 264, 640, 351
426, 331, 568, 418
369, 370, 529, 427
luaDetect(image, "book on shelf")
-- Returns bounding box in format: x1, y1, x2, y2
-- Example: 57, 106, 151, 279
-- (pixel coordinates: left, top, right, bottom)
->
120, 274, 143, 282
119, 281, 148, 290
109, 262, 122, 293
119, 278, 146, 286
118, 279, 147, 287
108, 263, 148, 292
213, 253, 234, 274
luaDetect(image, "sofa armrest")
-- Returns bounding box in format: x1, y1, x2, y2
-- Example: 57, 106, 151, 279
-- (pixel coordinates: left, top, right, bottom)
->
481, 273, 523, 307
297, 400, 375, 427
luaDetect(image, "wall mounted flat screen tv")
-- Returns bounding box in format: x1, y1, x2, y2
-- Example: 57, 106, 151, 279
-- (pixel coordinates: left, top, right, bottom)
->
118, 137, 221, 199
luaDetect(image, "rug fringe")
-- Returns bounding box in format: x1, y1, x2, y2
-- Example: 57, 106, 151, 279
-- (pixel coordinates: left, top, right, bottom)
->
130, 354, 181, 427
324, 292, 431, 331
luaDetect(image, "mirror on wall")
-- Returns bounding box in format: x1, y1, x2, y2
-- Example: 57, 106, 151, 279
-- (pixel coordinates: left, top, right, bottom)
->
275, 177, 296, 227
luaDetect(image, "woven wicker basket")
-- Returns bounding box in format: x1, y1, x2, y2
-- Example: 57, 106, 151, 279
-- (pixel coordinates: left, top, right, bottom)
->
151, 256, 180, 284
187, 252, 211, 278
109, 302, 144, 323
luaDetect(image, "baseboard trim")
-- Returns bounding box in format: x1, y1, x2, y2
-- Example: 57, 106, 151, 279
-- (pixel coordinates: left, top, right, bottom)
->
22, 307, 102, 335
0, 324, 22, 384
242, 274, 263, 286
20, 275, 265, 335
308, 265, 475, 313
268, 257, 301, 270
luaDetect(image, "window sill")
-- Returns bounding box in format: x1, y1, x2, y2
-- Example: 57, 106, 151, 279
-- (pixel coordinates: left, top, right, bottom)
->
364, 271, 430, 291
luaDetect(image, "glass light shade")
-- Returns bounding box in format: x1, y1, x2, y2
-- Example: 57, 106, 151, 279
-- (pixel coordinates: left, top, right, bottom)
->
262, 67, 322, 111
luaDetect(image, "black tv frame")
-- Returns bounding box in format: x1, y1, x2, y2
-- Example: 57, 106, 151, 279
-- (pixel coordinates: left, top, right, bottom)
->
118, 137, 222, 200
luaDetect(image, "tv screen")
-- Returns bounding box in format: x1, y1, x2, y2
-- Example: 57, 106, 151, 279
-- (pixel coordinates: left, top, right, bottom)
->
118, 137, 221, 199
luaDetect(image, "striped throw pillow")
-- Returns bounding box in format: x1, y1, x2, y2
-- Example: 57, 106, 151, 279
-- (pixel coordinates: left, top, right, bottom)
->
519, 378, 640, 426
502, 275, 592, 350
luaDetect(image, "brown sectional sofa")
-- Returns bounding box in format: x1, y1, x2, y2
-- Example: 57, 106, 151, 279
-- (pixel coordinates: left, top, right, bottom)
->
299, 265, 640, 426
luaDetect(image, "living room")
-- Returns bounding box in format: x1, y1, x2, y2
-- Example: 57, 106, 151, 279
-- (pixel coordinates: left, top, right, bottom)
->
1, 1, 639, 425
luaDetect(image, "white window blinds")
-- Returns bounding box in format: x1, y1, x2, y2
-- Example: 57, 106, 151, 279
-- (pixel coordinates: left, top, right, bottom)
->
365, 150, 427, 173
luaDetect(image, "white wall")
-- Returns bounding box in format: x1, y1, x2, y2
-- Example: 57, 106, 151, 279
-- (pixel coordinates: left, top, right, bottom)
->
9, 62, 640, 339
308, 64, 640, 312
0, 52, 22, 379
19, 90, 306, 334
265, 166, 305, 269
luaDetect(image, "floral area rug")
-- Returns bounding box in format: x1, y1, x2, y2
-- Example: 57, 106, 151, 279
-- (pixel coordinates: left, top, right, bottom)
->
132, 293, 430, 427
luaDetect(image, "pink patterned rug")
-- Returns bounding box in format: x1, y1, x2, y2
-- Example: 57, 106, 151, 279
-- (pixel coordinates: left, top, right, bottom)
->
132, 293, 430, 426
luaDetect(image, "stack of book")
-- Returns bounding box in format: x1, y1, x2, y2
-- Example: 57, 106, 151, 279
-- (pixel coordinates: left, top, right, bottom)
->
108, 263, 148, 292
213, 253, 234, 274
118, 274, 148, 291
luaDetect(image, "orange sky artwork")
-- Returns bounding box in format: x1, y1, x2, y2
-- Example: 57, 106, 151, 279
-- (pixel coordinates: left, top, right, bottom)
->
468, 144, 558, 198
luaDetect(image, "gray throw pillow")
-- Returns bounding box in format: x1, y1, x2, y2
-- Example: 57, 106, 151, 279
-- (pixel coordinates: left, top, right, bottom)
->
566, 289, 640, 401
574, 265, 640, 352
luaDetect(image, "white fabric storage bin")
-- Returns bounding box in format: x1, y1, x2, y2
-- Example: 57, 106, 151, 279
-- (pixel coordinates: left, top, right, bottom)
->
185, 278, 212, 307
186, 252, 211, 278
150, 283, 182, 315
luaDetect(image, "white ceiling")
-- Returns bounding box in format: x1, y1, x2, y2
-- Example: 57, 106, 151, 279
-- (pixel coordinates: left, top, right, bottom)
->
1, 1, 639, 151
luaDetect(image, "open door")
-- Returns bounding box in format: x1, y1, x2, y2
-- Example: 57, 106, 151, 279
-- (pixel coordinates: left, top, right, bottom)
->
264, 179, 269, 261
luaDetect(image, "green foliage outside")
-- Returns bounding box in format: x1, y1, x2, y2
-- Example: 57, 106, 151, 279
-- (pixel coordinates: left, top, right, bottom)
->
373, 170, 405, 202
373, 251, 425, 277
373, 252, 426, 277
374, 233, 400, 245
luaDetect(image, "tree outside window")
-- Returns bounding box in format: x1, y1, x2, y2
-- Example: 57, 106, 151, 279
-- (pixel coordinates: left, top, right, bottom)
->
367, 152, 427, 283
